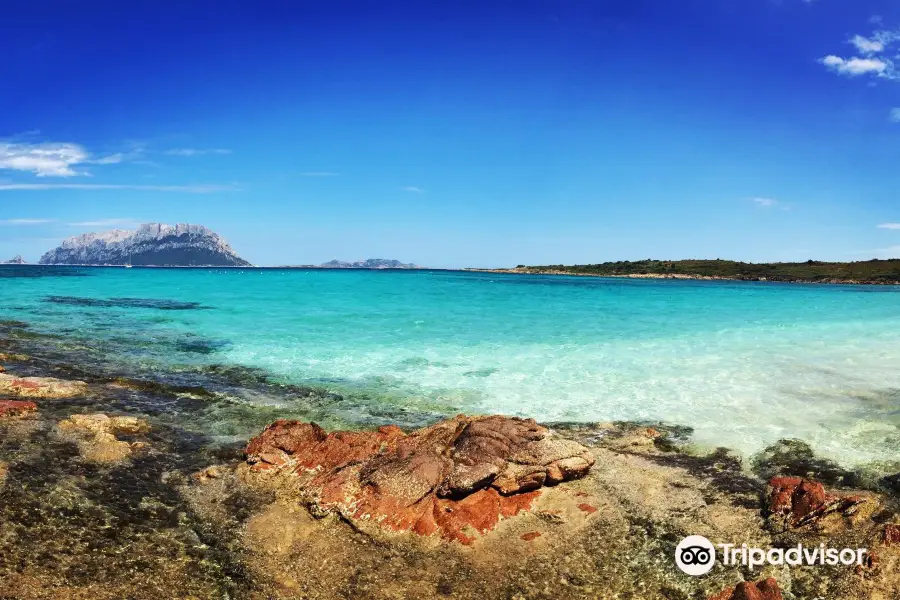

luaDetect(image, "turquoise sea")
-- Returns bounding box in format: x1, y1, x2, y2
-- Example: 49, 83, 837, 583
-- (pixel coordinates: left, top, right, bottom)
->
2, 266, 899, 468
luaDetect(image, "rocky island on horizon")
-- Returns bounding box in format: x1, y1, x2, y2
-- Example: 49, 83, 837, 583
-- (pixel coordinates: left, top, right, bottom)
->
38, 223, 251, 267
319, 258, 418, 269
2, 255, 26, 265
275, 258, 420, 269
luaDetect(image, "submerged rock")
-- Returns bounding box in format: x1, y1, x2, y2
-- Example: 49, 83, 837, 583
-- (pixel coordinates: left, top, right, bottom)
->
58, 413, 150, 463
0, 373, 86, 399
751, 438, 860, 487
244, 415, 595, 544
44, 295, 208, 310
0, 399, 37, 418
708, 578, 783, 600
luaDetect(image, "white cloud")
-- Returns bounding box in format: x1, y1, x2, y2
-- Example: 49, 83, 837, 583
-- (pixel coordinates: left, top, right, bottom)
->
0, 142, 88, 176
890, 108, 900, 122
0, 183, 240, 193
165, 148, 231, 157
0, 218, 55, 225
877, 223, 900, 229
851, 35, 884, 54
67, 218, 137, 227
300, 171, 339, 177
0, 139, 147, 177
820, 55, 889, 76
751, 197, 780, 208
401, 186, 425, 193
821, 26, 900, 81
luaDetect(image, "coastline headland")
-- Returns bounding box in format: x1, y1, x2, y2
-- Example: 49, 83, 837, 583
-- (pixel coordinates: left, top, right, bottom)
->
466, 258, 900, 285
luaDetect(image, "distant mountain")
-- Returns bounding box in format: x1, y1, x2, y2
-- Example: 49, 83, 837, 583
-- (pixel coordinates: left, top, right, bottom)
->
2, 255, 26, 264
319, 258, 418, 269
39, 223, 251, 267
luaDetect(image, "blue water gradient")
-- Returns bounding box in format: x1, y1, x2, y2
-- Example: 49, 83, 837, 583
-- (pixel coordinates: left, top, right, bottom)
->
1, 266, 899, 466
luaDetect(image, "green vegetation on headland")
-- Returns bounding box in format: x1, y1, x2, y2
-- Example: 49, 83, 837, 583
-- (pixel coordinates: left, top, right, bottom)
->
496, 258, 900, 284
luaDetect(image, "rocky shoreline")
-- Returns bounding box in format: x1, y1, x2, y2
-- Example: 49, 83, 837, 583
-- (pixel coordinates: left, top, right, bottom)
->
1, 328, 899, 598
464, 268, 900, 285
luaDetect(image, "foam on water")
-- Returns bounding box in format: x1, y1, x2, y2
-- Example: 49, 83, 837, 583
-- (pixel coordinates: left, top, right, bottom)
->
1, 266, 899, 466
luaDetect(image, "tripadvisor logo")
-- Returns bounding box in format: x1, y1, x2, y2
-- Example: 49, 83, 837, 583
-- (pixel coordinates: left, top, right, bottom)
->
675, 535, 868, 576
675, 535, 716, 576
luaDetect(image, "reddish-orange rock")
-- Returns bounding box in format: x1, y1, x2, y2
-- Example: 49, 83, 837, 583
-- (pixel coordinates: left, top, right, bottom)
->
521, 531, 542, 541
766, 476, 864, 528
577, 503, 598, 514
708, 578, 783, 600
0, 399, 37, 418
884, 524, 900, 546
245, 414, 595, 544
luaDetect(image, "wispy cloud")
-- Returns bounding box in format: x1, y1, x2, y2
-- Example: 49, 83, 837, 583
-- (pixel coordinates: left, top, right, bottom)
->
0, 139, 143, 177
401, 186, 425, 193
0, 183, 240, 193
86, 152, 126, 165
300, 171, 339, 177
890, 108, 900, 122
0, 218, 55, 225
820, 26, 900, 80
749, 197, 787, 209
860, 245, 900, 259
877, 223, 900, 229
165, 148, 231, 157
67, 218, 138, 228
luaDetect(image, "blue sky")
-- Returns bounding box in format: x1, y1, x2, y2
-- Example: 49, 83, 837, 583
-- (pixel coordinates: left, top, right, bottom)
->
1, 0, 899, 268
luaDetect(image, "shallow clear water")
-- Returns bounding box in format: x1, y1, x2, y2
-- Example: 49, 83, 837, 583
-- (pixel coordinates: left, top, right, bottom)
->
2, 266, 899, 467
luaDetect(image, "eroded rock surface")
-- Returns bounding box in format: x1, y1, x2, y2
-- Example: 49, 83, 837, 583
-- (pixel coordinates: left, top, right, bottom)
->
766, 476, 866, 530
0, 373, 86, 399
244, 415, 595, 543
0, 399, 37, 418
58, 413, 150, 463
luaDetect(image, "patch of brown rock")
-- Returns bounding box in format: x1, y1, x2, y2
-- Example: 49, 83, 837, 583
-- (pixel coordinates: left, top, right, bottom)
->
58, 413, 151, 463
0, 372, 86, 399
708, 577, 783, 600
703, 474, 900, 600
244, 414, 595, 544
0, 399, 37, 418
766, 476, 869, 530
